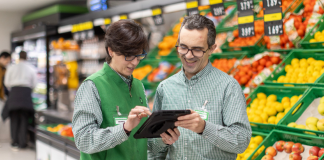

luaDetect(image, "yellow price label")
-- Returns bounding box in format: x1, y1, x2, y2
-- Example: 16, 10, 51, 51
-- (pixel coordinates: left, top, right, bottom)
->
120, 15, 128, 20
104, 18, 111, 25
264, 13, 282, 22
238, 15, 254, 24
186, 1, 198, 9
152, 8, 162, 16
209, 0, 223, 5
71, 21, 93, 33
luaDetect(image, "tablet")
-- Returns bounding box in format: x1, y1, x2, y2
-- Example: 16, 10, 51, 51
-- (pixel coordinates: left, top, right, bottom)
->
133, 110, 191, 139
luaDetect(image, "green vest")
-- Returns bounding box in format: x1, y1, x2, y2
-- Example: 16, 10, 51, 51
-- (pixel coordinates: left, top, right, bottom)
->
80, 63, 148, 160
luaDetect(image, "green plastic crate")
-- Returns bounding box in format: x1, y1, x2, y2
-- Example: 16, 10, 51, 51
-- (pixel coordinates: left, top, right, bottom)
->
216, 6, 237, 31
278, 87, 324, 137
251, 130, 324, 160
246, 85, 309, 133
264, 49, 324, 87
210, 51, 248, 61
221, 35, 266, 53
300, 15, 324, 49
38, 124, 74, 141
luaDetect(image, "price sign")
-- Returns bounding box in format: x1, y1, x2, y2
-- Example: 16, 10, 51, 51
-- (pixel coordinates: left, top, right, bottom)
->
262, 0, 282, 8
264, 10, 283, 36
236, 0, 254, 12
209, 0, 225, 16
104, 18, 111, 25
120, 14, 128, 20
71, 21, 93, 33
186, 0, 199, 16
238, 10, 255, 37
152, 7, 164, 26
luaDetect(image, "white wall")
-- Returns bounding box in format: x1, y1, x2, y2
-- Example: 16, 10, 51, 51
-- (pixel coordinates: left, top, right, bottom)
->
0, 11, 24, 52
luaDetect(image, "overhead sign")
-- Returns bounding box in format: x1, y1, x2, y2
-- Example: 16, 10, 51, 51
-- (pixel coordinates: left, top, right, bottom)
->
186, 0, 199, 16
263, 7, 283, 36
209, 0, 225, 16
152, 7, 164, 26
237, 0, 254, 12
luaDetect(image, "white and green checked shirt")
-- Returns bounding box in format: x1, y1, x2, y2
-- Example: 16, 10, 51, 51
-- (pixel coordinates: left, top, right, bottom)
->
72, 64, 148, 154
147, 62, 252, 160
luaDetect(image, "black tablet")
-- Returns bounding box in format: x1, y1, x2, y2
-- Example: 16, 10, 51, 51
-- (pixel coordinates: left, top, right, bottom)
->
133, 110, 191, 139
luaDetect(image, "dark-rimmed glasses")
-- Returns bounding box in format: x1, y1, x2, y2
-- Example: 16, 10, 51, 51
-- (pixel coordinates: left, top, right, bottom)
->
175, 45, 209, 58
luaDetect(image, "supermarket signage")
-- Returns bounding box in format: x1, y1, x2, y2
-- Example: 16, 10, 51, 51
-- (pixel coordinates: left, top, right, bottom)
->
209, 0, 225, 16
238, 10, 255, 37
264, 9, 283, 36
104, 18, 111, 25
151, 7, 164, 26
71, 21, 93, 33
236, 0, 254, 12
186, 0, 199, 16
119, 14, 128, 20
262, 0, 282, 8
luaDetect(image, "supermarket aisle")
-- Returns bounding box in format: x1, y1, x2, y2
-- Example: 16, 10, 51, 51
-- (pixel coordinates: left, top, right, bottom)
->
0, 100, 35, 160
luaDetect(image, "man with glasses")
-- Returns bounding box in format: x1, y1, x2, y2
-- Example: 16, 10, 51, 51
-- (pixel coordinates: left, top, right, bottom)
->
72, 20, 152, 160
148, 14, 251, 160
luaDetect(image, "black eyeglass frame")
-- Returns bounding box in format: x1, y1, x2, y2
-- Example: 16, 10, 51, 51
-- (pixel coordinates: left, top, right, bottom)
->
124, 50, 147, 61
175, 45, 209, 58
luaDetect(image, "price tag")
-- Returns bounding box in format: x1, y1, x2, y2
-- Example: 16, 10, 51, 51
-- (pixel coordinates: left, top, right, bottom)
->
238, 10, 255, 37
209, 0, 225, 16
186, 0, 199, 16
236, 0, 254, 12
152, 7, 164, 26
262, 0, 282, 8
120, 14, 128, 20
71, 21, 93, 33
264, 8, 283, 36
104, 18, 111, 25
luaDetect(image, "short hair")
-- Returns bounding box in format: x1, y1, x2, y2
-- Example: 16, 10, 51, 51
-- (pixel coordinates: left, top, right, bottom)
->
179, 14, 216, 48
19, 51, 27, 60
0, 51, 11, 59
105, 19, 148, 63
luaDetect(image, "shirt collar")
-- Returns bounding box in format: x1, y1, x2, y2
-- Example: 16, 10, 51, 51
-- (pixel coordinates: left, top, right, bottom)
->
107, 63, 132, 84
181, 60, 213, 82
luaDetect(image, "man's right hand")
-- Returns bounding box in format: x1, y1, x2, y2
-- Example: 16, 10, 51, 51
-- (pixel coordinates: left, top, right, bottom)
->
124, 106, 151, 131
160, 128, 180, 145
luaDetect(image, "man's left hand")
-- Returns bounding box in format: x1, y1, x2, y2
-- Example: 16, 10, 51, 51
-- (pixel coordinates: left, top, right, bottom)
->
174, 110, 206, 134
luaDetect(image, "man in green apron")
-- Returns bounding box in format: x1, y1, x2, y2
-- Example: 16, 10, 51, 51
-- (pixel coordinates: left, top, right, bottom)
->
72, 19, 151, 160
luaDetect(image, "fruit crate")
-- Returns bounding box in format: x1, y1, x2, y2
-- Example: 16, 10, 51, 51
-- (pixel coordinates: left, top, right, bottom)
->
264, 49, 324, 87
216, 6, 238, 32
38, 124, 74, 141
250, 130, 324, 160
300, 15, 324, 49
246, 85, 309, 133
209, 51, 248, 74
278, 87, 324, 137
220, 35, 266, 53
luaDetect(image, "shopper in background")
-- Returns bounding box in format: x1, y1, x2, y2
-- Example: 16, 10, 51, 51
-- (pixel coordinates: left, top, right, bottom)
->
72, 20, 151, 160
1, 51, 37, 151
0, 51, 11, 100
148, 14, 252, 160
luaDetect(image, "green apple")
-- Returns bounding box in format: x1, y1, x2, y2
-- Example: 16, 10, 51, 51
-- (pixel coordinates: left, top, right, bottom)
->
318, 103, 324, 116
306, 124, 319, 131
288, 122, 297, 128
317, 119, 324, 131
306, 117, 319, 126
296, 124, 306, 129
320, 97, 324, 104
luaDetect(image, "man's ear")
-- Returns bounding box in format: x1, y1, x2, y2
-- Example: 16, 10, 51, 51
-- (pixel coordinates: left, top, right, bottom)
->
208, 44, 217, 55
107, 47, 114, 57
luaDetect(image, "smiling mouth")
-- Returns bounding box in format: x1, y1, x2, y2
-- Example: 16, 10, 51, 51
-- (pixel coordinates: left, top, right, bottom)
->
185, 59, 197, 64
127, 67, 134, 70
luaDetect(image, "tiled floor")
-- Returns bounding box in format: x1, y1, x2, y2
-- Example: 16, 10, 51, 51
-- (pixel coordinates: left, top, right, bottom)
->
0, 100, 36, 160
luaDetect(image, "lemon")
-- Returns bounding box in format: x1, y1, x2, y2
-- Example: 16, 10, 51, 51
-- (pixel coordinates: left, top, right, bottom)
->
298, 95, 303, 100
285, 107, 292, 114
249, 143, 259, 150
313, 71, 321, 78
257, 93, 267, 100
289, 78, 297, 83
292, 63, 300, 68
254, 136, 263, 145
267, 94, 277, 102
291, 58, 299, 66
317, 36, 324, 42
285, 65, 293, 72
283, 77, 290, 83
258, 105, 265, 111
252, 115, 263, 123
286, 72, 292, 78
268, 116, 276, 124
259, 99, 267, 105
315, 31, 322, 40
283, 102, 290, 109
251, 103, 258, 110
248, 116, 253, 122
260, 113, 269, 122
275, 102, 284, 112
246, 107, 251, 113
252, 99, 260, 105
314, 66, 322, 72
277, 112, 285, 119
255, 110, 262, 115
275, 117, 281, 124
308, 77, 317, 83
315, 61, 324, 68
307, 57, 316, 64
296, 78, 304, 83
309, 39, 317, 43
266, 101, 274, 107
321, 68, 324, 74
277, 76, 285, 83
266, 107, 277, 116
281, 97, 290, 103
307, 66, 314, 75
291, 96, 299, 102
300, 68, 307, 73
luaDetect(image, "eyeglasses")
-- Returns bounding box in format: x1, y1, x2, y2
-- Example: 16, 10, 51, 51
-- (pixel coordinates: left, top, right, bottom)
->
125, 50, 147, 61
175, 45, 209, 58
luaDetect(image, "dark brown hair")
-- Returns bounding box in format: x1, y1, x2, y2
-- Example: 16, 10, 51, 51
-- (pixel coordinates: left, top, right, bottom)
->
19, 51, 27, 60
105, 20, 148, 63
180, 14, 216, 48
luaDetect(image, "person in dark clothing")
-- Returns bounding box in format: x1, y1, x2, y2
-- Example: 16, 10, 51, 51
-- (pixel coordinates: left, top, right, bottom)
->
1, 51, 37, 151
0, 51, 11, 99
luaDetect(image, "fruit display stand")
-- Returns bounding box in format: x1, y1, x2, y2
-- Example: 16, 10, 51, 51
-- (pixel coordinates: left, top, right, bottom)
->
246, 85, 309, 133
238, 131, 268, 160
210, 51, 248, 73
278, 87, 324, 137
36, 124, 79, 160
250, 130, 324, 160
264, 49, 324, 87
300, 15, 324, 49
